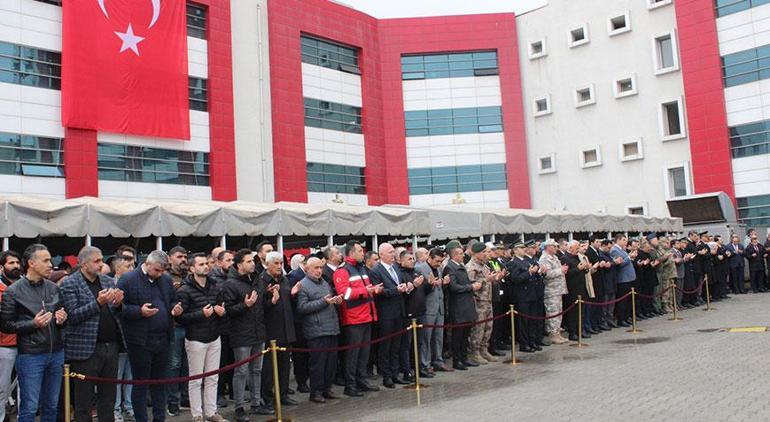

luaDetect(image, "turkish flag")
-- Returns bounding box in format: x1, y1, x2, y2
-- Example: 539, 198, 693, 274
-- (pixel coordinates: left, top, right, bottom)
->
62, 0, 190, 140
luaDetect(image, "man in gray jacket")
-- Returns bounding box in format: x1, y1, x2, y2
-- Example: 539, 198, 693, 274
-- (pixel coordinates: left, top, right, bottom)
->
415, 248, 453, 375
296, 257, 343, 404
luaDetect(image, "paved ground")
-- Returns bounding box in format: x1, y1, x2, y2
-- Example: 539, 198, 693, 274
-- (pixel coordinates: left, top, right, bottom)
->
175, 294, 770, 421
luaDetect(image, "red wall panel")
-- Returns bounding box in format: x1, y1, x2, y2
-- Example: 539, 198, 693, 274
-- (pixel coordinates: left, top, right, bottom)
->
64, 128, 98, 198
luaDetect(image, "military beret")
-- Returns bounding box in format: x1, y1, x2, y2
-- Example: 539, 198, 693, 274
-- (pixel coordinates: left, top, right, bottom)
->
698, 231, 708, 236
445, 240, 462, 250
471, 242, 487, 254
645, 232, 658, 241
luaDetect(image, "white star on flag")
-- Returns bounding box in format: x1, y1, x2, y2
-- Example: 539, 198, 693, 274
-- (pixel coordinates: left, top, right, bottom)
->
114, 24, 145, 56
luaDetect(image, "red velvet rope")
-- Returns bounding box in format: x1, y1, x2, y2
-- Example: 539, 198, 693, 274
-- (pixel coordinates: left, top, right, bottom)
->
515, 301, 578, 321
582, 291, 633, 307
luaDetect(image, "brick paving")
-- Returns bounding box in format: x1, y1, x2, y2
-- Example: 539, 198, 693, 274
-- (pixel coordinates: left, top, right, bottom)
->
168, 294, 770, 421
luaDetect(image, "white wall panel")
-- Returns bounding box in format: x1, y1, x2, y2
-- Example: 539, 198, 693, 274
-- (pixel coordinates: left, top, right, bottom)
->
301, 63, 362, 107
98, 111, 210, 152
409, 190, 508, 208
402, 76, 501, 111
0, 174, 64, 198
99, 181, 211, 201
304, 126, 366, 168
717, 3, 770, 56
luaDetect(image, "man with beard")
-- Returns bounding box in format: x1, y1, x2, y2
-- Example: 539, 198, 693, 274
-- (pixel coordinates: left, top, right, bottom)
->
166, 246, 190, 416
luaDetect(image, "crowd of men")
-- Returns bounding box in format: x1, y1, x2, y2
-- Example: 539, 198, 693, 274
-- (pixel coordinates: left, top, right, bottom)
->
0, 228, 767, 422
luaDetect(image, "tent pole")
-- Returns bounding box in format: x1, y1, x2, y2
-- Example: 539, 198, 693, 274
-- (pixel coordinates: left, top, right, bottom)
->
85, 235, 92, 247
277, 235, 284, 256
220, 236, 227, 249
327, 235, 334, 248
2, 238, 8, 251
412, 235, 418, 251
156, 236, 163, 251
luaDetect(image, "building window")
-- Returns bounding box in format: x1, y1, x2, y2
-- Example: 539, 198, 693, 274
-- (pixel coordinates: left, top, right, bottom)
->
0, 132, 63, 177
533, 95, 552, 117
716, 0, 769, 17
538, 154, 556, 174
666, 164, 690, 198
626, 206, 646, 216
647, 0, 673, 10
659, 97, 686, 141
608, 12, 631, 36
404, 106, 503, 137
408, 164, 507, 195
304, 98, 362, 134
301, 35, 360, 75
722, 45, 770, 88
401, 51, 498, 80
97, 143, 210, 186
574, 84, 596, 108
730, 119, 770, 158
653, 31, 680, 75
619, 139, 644, 162
737, 194, 770, 226
613, 74, 638, 98
307, 162, 366, 195
186, 3, 207, 39
580, 147, 602, 168
529, 40, 547, 60
33, 0, 62, 5
569, 25, 590, 48
189, 77, 208, 112
0, 41, 61, 90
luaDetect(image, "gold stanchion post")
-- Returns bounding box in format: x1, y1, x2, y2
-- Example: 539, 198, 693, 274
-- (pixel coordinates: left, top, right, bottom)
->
503, 304, 517, 365
64, 364, 71, 422
266, 340, 291, 422
405, 318, 428, 392
571, 296, 587, 348
703, 275, 715, 311
626, 288, 643, 333
669, 283, 682, 321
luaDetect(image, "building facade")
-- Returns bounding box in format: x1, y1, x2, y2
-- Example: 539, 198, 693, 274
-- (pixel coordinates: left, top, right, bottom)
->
0, 0, 764, 225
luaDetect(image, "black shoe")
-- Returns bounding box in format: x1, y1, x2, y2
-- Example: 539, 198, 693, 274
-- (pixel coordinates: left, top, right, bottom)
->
217, 396, 229, 408
323, 390, 341, 400
419, 369, 435, 378
250, 405, 274, 416
166, 406, 180, 417
582, 332, 592, 339
297, 382, 310, 394
357, 380, 380, 392
531, 344, 543, 351
383, 378, 395, 389
536, 340, 550, 347
452, 363, 468, 371
393, 377, 410, 385
235, 407, 251, 422
488, 348, 505, 357
287, 387, 296, 395
568, 333, 579, 341
608, 320, 619, 328
462, 360, 479, 367
600, 324, 612, 331
519, 346, 535, 353
281, 397, 299, 406
402, 372, 415, 382
180, 400, 190, 409
617, 320, 630, 327
309, 393, 326, 404
344, 387, 363, 397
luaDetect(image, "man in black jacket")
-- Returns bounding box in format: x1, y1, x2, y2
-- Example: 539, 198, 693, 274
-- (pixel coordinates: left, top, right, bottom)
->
560, 241, 589, 341
0, 244, 67, 422
221, 249, 274, 421
445, 246, 481, 370
369, 243, 411, 388
260, 251, 293, 409
399, 251, 427, 379
176, 253, 227, 422
507, 242, 541, 353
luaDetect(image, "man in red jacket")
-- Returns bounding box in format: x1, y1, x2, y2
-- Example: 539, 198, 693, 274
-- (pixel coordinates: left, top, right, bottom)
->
333, 241, 383, 397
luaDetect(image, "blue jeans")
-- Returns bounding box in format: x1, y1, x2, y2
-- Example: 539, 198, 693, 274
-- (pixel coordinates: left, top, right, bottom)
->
167, 326, 188, 407
16, 349, 64, 422
115, 352, 133, 414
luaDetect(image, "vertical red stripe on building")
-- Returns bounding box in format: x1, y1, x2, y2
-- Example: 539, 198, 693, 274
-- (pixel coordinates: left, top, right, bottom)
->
675, 0, 735, 202
206, 0, 237, 201
64, 128, 98, 198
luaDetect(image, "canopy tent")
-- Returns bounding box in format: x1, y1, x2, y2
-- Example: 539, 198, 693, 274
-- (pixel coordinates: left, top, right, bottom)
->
0, 196, 683, 240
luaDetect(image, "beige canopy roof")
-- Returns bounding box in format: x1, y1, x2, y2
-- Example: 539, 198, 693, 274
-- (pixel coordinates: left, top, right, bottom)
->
0, 196, 682, 239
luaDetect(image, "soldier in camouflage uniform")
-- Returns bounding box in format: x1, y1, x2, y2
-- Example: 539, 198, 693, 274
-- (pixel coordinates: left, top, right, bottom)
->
653, 235, 676, 313
466, 242, 504, 365
538, 239, 569, 345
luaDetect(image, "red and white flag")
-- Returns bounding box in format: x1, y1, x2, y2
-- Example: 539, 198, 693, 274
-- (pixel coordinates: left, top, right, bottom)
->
62, 0, 190, 140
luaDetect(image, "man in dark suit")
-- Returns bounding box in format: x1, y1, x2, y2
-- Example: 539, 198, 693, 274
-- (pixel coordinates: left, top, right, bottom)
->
726, 234, 746, 294
369, 243, 411, 388
444, 245, 481, 370
560, 241, 589, 341
260, 252, 294, 409
117, 250, 183, 422
60, 246, 126, 422
585, 236, 610, 331
507, 242, 541, 353
746, 236, 766, 293
287, 255, 310, 394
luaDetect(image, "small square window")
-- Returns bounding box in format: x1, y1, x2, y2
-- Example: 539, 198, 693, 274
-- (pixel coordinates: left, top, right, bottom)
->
574, 84, 596, 108
613, 74, 638, 98
659, 97, 686, 141
608, 12, 631, 36
619, 140, 643, 162
626, 206, 645, 216
647, 0, 672, 10
569, 25, 590, 48
666, 165, 690, 198
653, 31, 680, 75
533, 95, 552, 117
529, 39, 547, 60
580, 146, 602, 168
539, 154, 556, 174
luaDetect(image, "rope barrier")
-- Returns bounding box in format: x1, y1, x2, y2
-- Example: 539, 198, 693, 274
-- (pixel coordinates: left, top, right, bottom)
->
515, 301, 578, 321
582, 291, 633, 307
285, 327, 411, 353
676, 278, 707, 295
422, 310, 510, 329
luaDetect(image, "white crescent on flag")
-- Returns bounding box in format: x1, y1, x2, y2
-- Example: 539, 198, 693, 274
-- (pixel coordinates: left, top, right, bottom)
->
96, 0, 161, 28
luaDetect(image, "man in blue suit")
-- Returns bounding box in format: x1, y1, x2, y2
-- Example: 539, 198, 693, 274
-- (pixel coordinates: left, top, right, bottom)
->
725, 234, 746, 294
118, 250, 183, 422
610, 235, 636, 327
60, 246, 126, 422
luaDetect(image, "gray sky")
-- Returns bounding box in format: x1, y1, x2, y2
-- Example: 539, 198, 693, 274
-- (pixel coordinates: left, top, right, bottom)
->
339, 0, 547, 18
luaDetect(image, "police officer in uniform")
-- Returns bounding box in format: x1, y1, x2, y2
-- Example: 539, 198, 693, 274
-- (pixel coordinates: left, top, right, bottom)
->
507, 242, 542, 353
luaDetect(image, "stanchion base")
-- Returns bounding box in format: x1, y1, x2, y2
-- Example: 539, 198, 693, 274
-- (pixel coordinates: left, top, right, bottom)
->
626, 328, 644, 333
403, 383, 430, 390
703, 307, 716, 312
501, 359, 524, 365
669, 317, 683, 321
266, 418, 293, 422
569, 343, 589, 348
